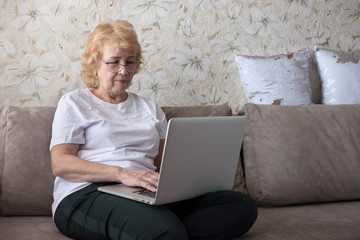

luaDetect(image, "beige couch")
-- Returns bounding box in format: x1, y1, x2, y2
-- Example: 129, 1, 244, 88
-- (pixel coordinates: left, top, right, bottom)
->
1, 103, 360, 240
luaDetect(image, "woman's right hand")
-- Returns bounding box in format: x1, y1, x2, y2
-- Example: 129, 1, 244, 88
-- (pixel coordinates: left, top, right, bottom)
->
118, 168, 159, 192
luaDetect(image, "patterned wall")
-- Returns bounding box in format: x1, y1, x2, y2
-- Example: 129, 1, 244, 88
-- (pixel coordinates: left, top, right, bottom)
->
1, 0, 359, 113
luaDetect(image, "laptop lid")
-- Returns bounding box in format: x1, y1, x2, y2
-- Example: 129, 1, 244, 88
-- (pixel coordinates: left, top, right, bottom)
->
155, 116, 246, 204
98, 116, 246, 205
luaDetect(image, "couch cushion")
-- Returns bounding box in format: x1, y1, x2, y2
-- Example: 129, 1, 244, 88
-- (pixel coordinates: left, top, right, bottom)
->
0, 106, 56, 216
242, 103, 360, 206
0, 108, 8, 203
0, 216, 71, 239
161, 104, 232, 119
238, 201, 360, 240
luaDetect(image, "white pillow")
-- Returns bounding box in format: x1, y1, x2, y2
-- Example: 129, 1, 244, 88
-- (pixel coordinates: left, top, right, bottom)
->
235, 49, 314, 105
315, 47, 360, 104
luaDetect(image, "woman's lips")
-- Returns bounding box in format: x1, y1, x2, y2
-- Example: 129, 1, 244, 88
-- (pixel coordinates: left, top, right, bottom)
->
115, 79, 128, 84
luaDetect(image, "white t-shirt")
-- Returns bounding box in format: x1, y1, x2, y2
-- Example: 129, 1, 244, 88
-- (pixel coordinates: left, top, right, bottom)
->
50, 88, 168, 216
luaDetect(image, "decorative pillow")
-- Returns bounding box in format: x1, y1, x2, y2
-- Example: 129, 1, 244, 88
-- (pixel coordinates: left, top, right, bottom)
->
315, 47, 360, 104
242, 103, 360, 206
235, 49, 318, 105
0, 106, 56, 216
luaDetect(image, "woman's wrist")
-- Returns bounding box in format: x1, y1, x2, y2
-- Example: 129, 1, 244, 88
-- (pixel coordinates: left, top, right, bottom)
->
115, 166, 126, 183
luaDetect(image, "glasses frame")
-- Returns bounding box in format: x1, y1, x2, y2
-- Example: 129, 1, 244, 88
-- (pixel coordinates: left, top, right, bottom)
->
102, 59, 142, 73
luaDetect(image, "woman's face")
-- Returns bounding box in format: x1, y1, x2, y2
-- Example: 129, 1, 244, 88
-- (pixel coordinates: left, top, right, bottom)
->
96, 45, 137, 98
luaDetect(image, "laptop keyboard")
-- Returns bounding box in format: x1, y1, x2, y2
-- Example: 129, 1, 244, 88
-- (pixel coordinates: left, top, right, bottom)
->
133, 189, 156, 198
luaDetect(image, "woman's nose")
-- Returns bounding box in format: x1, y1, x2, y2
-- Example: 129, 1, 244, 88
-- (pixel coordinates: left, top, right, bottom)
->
117, 65, 129, 75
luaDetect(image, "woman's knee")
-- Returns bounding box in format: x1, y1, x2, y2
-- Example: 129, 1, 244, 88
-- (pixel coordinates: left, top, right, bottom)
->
225, 191, 258, 236
221, 190, 258, 224
187, 190, 258, 239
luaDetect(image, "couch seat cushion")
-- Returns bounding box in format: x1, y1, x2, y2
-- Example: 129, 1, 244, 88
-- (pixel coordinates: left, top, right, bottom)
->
0, 216, 70, 240
237, 201, 360, 240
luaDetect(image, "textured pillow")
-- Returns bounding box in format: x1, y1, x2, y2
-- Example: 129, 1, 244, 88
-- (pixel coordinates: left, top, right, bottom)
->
235, 49, 318, 105
242, 103, 360, 206
315, 47, 360, 104
0, 106, 56, 216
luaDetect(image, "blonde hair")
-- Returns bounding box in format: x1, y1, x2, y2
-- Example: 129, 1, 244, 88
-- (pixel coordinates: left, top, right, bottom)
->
81, 19, 143, 88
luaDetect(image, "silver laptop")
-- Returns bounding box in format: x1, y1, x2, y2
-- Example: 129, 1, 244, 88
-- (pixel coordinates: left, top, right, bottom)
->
98, 116, 247, 205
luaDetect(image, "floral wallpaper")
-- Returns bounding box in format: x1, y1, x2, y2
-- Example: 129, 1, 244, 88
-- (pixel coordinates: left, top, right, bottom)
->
0, 0, 359, 113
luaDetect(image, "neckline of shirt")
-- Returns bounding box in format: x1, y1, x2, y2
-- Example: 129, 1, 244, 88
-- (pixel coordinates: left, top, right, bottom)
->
85, 88, 131, 110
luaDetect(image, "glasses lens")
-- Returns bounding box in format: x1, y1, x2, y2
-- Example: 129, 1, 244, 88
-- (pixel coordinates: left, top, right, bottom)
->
126, 63, 137, 72
105, 60, 140, 73
108, 64, 119, 72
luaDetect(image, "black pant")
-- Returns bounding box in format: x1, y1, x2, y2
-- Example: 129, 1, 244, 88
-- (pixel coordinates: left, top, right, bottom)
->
54, 183, 257, 240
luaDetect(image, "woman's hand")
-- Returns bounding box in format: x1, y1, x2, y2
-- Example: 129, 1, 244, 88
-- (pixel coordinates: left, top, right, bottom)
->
118, 168, 159, 192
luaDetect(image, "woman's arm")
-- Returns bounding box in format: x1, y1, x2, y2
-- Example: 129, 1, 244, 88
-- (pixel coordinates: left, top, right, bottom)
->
51, 143, 159, 191
154, 139, 165, 172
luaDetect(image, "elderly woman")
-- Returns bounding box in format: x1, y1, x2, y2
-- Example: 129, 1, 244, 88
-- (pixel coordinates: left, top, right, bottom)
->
50, 19, 257, 240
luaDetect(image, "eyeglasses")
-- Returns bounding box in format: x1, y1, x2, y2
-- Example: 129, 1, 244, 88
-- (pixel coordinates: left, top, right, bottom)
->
103, 58, 142, 73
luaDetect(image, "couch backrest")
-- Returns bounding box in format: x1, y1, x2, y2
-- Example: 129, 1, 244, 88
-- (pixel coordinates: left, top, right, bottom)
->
0, 108, 7, 202
242, 103, 360, 206
0, 104, 239, 216
0, 106, 57, 216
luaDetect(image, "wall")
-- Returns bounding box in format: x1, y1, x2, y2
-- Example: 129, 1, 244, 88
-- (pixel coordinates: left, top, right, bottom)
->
0, 0, 359, 113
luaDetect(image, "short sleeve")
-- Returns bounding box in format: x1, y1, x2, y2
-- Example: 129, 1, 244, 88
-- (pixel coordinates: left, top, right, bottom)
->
50, 94, 86, 150
155, 103, 168, 139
